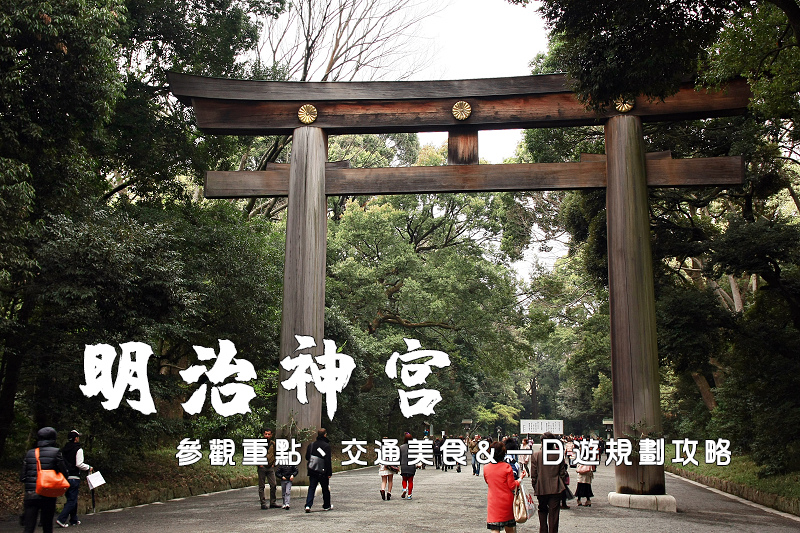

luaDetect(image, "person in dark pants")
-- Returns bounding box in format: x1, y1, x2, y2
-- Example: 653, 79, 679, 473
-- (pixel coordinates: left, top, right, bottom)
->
469, 435, 482, 475
20, 427, 69, 533
560, 463, 571, 509
305, 428, 333, 512
257, 428, 279, 509
433, 438, 443, 470
531, 432, 568, 533
56, 430, 92, 527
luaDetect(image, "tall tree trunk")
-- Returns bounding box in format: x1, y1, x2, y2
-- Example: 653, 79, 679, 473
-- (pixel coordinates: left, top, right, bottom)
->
530, 377, 539, 419
728, 274, 744, 312
0, 295, 34, 458
691, 371, 718, 411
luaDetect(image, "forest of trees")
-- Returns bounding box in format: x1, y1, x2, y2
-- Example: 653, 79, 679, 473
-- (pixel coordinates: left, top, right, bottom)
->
1, 0, 798, 477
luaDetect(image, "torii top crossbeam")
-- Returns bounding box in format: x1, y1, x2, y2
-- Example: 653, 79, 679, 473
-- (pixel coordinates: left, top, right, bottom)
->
168, 72, 749, 198
167, 72, 750, 135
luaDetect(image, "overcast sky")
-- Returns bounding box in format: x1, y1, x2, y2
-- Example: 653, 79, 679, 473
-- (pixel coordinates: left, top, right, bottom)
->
411, 1, 565, 273
413, 0, 550, 163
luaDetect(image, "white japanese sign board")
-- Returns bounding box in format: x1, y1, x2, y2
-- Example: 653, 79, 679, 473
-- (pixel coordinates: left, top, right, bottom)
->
520, 419, 563, 435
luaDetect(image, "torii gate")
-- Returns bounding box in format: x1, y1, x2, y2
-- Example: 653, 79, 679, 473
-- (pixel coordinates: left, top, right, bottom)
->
169, 72, 749, 505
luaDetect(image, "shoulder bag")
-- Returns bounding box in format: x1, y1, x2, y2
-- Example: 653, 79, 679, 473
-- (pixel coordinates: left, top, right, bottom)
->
35, 448, 70, 497
513, 484, 529, 524
308, 454, 325, 474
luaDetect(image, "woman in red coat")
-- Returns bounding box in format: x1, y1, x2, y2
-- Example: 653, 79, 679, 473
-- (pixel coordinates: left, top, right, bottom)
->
484, 441, 526, 532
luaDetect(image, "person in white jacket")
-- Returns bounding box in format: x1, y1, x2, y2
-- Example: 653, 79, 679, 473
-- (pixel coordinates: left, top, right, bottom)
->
56, 430, 92, 528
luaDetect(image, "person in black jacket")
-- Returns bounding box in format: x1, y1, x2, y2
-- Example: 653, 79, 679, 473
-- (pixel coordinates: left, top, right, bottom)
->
304, 428, 333, 513
20, 427, 69, 533
275, 461, 299, 509
56, 429, 92, 527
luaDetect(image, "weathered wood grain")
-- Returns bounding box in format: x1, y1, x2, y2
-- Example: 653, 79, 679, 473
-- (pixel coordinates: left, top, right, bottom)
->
448, 131, 479, 165
168, 72, 572, 103
171, 71, 750, 135
276, 126, 326, 483
203, 157, 743, 198
605, 115, 664, 495
580, 151, 673, 162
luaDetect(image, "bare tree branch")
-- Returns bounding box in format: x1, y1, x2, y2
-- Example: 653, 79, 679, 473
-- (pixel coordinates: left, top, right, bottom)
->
258, 0, 437, 82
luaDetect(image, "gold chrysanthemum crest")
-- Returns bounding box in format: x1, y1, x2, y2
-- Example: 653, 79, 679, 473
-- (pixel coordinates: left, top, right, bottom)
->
298, 104, 318, 124
614, 97, 634, 113
452, 100, 472, 120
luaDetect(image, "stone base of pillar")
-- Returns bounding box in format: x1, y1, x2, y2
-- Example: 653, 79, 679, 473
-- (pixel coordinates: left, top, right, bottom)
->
608, 492, 677, 512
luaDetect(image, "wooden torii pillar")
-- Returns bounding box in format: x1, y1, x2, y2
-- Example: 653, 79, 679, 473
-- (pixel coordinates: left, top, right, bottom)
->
169, 72, 749, 497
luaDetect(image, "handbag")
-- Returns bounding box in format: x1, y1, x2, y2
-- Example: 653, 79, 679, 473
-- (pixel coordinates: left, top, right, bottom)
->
308, 454, 325, 474
513, 485, 529, 523
576, 463, 593, 474
34, 448, 70, 497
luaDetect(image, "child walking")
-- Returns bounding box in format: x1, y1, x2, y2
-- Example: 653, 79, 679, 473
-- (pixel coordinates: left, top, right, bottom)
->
276, 461, 299, 509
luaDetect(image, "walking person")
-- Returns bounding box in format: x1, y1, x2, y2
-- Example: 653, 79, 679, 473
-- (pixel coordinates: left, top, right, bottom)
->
574, 463, 595, 507
305, 428, 333, 512
276, 460, 298, 509
20, 427, 69, 533
531, 432, 568, 533
55, 430, 92, 528
433, 437, 443, 470
379, 460, 397, 500
502, 437, 520, 479
564, 438, 575, 467
469, 435, 482, 476
257, 428, 279, 509
519, 437, 531, 476
399, 432, 416, 499
560, 463, 571, 510
484, 441, 526, 533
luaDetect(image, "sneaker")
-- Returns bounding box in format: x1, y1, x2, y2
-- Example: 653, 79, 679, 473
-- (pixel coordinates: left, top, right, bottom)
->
407, 494, 412, 500
401, 490, 407, 499
56, 520, 69, 528
261, 503, 267, 510
323, 506, 332, 511
69, 522, 81, 526
387, 492, 391, 501
380, 489, 385, 500
305, 507, 311, 513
